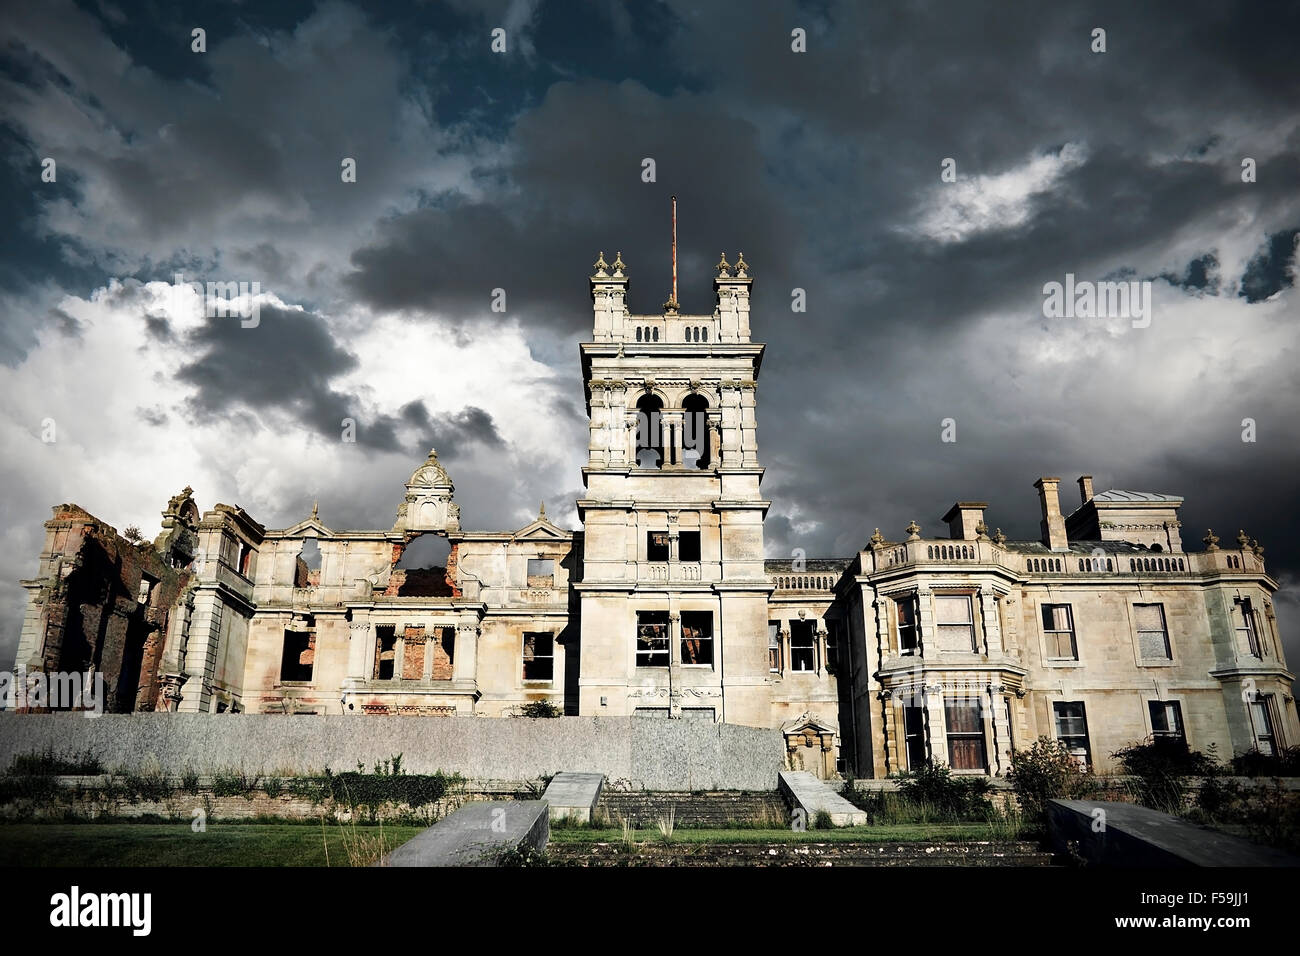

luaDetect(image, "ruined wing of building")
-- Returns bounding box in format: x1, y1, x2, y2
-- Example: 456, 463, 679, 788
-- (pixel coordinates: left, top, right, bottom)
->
12, 246, 1296, 778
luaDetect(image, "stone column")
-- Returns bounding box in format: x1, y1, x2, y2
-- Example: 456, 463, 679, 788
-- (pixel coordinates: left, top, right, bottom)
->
879, 689, 898, 776
661, 411, 683, 467
924, 682, 948, 767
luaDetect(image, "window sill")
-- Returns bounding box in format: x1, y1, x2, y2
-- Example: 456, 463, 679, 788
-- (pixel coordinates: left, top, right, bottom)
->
1137, 659, 1176, 667
1044, 659, 1084, 667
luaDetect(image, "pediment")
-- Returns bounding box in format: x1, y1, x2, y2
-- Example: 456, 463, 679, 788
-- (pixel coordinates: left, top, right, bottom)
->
279, 516, 333, 537
514, 518, 568, 540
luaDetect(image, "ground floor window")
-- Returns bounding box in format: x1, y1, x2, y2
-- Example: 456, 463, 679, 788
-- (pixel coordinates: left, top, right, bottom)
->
1250, 695, 1278, 755
636, 611, 670, 667
523, 632, 553, 681
680, 611, 713, 665
903, 701, 927, 769
373, 625, 396, 680
279, 630, 314, 682
1054, 701, 1091, 769
944, 697, 987, 771
1149, 700, 1184, 742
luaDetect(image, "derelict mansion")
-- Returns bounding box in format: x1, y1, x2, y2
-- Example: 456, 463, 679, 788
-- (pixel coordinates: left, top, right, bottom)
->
14, 246, 1296, 778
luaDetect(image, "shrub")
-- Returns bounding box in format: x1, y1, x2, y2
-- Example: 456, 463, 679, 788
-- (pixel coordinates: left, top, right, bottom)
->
1231, 746, 1300, 778
1007, 737, 1096, 821
516, 700, 562, 718
10, 746, 103, 776
1112, 737, 1220, 811
813, 810, 834, 830
895, 761, 992, 817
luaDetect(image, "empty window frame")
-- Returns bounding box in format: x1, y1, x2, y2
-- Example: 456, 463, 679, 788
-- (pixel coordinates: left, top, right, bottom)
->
944, 697, 987, 771
1134, 604, 1171, 660
1235, 597, 1261, 658
431, 626, 455, 680
646, 531, 670, 562
280, 630, 314, 683
526, 558, 555, 587
896, 595, 919, 655
1042, 603, 1077, 660
902, 701, 927, 769
825, 619, 842, 671
790, 620, 816, 672
768, 621, 782, 673
680, 611, 713, 665
522, 632, 554, 681
678, 530, 701, 562
1149, 700, 1185, 742
636, 611, 670, 667
373, 625, 397, 680
934, 593, 976, 652
1250, 696, 1278, 756
1053, 701, 1091, 769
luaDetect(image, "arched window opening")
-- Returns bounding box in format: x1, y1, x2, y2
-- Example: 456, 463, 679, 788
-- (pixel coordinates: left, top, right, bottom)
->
682, 393, 711, 469
636, 394, 665, 468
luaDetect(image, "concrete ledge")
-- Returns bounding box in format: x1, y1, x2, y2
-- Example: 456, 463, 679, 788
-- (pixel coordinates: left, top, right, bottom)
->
779, 770, 867, 826
382, 800, 549, 867
1047, 799, 1300, 867
542, 772, 604, 823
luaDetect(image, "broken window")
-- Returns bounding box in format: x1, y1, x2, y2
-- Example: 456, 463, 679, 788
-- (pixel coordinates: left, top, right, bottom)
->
1041, 603, 1077, 660
238, 542, 253, 577
896, 595, 919, 654
527, 558, 555, 587
137, 573, 157, 605
768, 621, 782, 672
295, 538, 322, 588
825, 619, 841, 671
903, 702, 927, 769
402, 625, 426, 680
1235, 598, 1261, 657
945, 697, 986, 771
636, 611, 670, 667
431, 626, 455, 680
790, 620, 816, 672
374, 625, 396, 680
1149, 700, 1185, 742
1250, 696, 1278, 755
1053, 701, 1091, 769
680, 611, 713, 665
523, 632, 554, 681
678, 530, 701, 562
280, 630, 314, 683
646, 531, 670, 562
1134, 603, 1171, 660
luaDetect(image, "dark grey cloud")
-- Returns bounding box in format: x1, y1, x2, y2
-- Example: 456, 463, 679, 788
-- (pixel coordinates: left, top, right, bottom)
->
1240, 229, 1299, 302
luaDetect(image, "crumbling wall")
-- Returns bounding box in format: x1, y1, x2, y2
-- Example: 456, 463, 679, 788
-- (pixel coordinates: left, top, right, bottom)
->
26, 505, 190, 713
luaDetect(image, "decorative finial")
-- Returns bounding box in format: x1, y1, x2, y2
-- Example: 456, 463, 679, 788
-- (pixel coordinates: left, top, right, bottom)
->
905, 520, 921, 540
663, 295, 680, 314
868, 528, 885, 549
1236, 529, 1250, 549
992, 528, 1007, 546
716, 252, 732, 277
975, 519, 989, 539
311, 500, 319, 519
539, 501, 547, 520
593, 251, 609, 277
1203, 529, 1219, 552
1250, 538, 1264, 558
612, 251, 626, 276
734, 251, 749, 277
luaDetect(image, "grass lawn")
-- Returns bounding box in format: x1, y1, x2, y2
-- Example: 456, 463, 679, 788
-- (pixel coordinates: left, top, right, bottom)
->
0, 822, 426, 867
549, 823, 1023, 845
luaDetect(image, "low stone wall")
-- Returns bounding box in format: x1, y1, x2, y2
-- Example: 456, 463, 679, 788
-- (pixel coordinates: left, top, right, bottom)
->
0, 713, 784, 791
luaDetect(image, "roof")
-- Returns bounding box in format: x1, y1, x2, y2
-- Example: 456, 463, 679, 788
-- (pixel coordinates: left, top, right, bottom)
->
1092, 489, 1183, 504
1003, 539, 1165, 555
764, 558, 850, 573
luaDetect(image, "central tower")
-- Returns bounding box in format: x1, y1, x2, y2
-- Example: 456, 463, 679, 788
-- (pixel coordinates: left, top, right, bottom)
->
576, 205, 772, 726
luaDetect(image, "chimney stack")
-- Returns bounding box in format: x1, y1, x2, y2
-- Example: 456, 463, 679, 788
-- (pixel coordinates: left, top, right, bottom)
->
1077, 475, 1094, 506
1034, 477, 1069, 551
942, 502, 988, 541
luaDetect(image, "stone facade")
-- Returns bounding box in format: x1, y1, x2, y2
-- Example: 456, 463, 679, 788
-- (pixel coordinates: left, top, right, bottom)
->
11, 247, 1295, 778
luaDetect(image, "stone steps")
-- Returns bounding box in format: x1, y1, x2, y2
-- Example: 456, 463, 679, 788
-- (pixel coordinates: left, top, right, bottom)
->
596, 791, 788, 828
545, 840, 1058, 866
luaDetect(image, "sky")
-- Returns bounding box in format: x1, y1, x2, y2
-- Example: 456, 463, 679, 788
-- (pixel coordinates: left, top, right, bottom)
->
0, 0, 1297, 672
